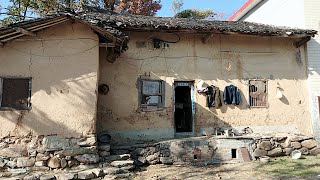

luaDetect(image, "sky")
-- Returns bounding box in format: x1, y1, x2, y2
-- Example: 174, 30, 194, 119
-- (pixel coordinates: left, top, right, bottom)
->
0, 0, 248, 20
157, 0, 248, 19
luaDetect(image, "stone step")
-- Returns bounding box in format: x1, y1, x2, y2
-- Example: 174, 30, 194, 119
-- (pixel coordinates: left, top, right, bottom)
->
104, 154, 130, 162
110, 160, 134, 168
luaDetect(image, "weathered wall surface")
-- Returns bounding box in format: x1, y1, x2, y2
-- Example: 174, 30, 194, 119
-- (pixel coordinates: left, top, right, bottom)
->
0, 21, 99, 137
304, 0, 320, 140
97, 32, 311, 142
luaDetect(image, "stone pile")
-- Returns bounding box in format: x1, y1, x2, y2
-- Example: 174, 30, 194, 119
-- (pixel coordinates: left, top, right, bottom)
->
252, 135, 320, 158
108, 143, 164, 166
0, 134, 100, 178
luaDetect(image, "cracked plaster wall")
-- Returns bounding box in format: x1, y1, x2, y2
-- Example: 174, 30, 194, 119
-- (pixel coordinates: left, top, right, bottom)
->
0, 21, 99, 137
97, 32, 312, 142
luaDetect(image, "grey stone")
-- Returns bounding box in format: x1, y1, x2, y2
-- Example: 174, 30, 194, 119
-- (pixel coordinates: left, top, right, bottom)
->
17, 157, 35, 167
132, 148, 145, 156
77, 170, 96, 179
310, 147, 320, 155
36, 153, 50, 161
98, 145, 110, 151
160, 157, 173, 165
253, 149, 267, 157
24, 173, 43, 180
7, 160, 17, 168
42, 136, 70, 151
35, 161, 46, 167
102, 167, 122, 175
74, 154, 99, 164
137, 156, 146, 164
98, 151, 110, 157
55, 147, 97, 157
65, 156, 71, 161
78, 137, 96, 147
40, 174, 55, 180
8, 168, 29, 175
147, 147, 157, 155
120, 165, 134, 171
284, 148, 293, 156
280, 138, 291, 148
47, 157, 61, 169
257, 141, 272, 151
55, 173, 78, 180
267, 148, 283, 157
0, 142, 8, 149
32, 166, 50, 171
114, 173, 133, 179
301, 139, 318, 149
91, 168, 103, 177
67, 159, 79, 167
146, 154, 159, 164
291, 142, 302, 149
104, 154, 130, 162
289, 136, 304, 142
0, 158, 6, 167
110, 160, 134, 167
28, 148, 37, 157
299, 147, 309, 155
0, 147, 28, 158
60, 159, 67, 169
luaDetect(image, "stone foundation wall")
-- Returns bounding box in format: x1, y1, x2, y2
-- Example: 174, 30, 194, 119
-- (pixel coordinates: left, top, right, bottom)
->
252, 135, 320, 158
0, 134, 103, 172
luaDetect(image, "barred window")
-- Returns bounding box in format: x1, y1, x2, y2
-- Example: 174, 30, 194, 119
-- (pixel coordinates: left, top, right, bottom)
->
0, 78, 32, 110
249, 80, 267, 107
138, 79, 165, 111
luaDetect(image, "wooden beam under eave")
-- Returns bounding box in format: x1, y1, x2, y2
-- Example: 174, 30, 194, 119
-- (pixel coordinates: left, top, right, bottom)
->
16, 27, 36, 37
294, 36, 311, 48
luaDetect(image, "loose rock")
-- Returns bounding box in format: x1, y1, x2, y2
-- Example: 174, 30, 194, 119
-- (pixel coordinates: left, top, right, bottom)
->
74, 154, 99, 164
267, 148, 283, 157
17, 157, 35, 167
48, 157, 61, 169
253, 149, 267, 157
301, 139, 318, 149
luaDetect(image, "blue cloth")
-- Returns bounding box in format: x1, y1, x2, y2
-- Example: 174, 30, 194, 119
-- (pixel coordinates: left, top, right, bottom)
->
223, 85, 241, 105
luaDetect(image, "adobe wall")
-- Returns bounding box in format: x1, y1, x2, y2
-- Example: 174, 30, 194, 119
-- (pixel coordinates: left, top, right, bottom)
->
0, 21, 99, 137
97, 32, 311, 142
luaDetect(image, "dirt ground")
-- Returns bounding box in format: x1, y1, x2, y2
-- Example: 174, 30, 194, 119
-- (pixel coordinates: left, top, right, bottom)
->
133, 156, 320, 180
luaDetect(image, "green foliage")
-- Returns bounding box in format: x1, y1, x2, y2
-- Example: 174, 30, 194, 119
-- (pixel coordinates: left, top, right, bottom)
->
175, 9, 216, 20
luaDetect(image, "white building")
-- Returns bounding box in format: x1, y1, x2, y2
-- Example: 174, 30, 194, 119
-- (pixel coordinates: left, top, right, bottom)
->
229, 0, 320, 139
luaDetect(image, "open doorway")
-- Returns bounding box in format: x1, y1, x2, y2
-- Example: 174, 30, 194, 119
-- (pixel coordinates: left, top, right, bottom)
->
174, 82, 194, 133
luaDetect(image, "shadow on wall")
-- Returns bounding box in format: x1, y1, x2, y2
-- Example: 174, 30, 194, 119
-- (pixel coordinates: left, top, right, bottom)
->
0, 22, 99, 138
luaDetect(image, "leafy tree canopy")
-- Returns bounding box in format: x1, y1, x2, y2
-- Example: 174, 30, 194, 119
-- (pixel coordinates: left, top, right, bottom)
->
175, 9, 216, 20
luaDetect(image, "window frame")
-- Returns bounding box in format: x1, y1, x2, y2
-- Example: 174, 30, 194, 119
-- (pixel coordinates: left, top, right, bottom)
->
0, 77, 32, 111
138, 78, 165, 112
248, 79, 268, 108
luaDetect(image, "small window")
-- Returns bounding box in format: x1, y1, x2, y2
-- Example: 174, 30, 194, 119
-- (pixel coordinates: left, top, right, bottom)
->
139, 79, 165, 111
0, 78, 32, 110
249, 80, 267, 107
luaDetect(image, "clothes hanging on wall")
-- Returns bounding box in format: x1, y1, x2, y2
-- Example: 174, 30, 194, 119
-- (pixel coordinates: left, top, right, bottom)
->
205, 85, 222, 108
223, 85, 241, 105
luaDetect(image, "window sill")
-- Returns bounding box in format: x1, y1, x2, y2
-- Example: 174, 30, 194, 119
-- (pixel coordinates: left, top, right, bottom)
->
139, 107, 165, 112
0, 107, 32, 111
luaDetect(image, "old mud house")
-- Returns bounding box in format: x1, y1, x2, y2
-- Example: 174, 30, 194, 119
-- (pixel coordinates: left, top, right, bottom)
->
0, 6, 318, 174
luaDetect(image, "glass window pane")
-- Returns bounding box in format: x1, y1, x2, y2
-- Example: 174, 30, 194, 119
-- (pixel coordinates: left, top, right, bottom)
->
142, 80, 160, 94
141, 95, 161, 105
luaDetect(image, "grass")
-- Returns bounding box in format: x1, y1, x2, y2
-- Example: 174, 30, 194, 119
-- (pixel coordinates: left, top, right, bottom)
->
255, 155, 320, 178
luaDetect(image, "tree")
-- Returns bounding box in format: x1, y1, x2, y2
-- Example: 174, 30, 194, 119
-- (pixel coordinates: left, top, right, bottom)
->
171, 0, 183, 15
175, 9, 216, 20
0, 0, 162, 26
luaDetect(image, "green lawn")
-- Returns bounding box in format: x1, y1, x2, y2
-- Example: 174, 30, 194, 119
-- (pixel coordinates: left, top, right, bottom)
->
256, 155, 320, 178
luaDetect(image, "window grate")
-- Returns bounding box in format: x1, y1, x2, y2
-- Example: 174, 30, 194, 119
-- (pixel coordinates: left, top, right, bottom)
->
249, 80, 267, 107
